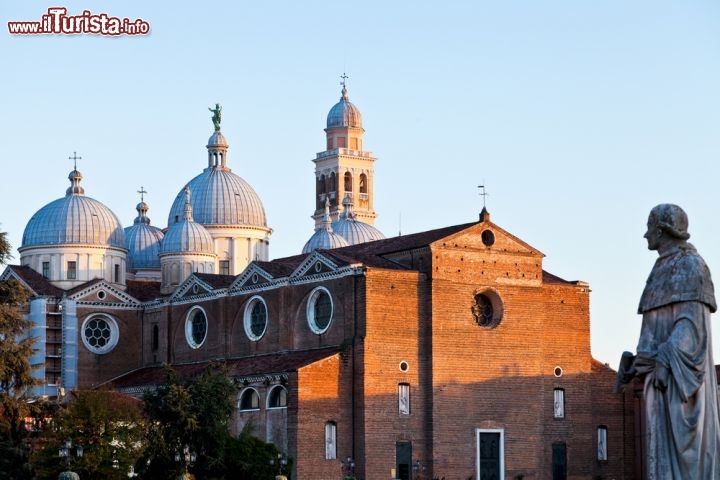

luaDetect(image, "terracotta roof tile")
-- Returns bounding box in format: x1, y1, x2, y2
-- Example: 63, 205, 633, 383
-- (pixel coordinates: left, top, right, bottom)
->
108, 347, 342, 389
4, 265, 64, 297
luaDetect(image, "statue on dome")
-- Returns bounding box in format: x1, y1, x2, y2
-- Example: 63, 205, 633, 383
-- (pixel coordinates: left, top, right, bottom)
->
618, 204, 720, 479
208, 103, 222, 131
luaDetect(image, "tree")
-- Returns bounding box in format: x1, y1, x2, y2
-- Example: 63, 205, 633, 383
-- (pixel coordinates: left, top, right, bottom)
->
0, 229, 13, 266
140, 363, 287, 479
0, 227, 38, 479
31, 390, 146, 480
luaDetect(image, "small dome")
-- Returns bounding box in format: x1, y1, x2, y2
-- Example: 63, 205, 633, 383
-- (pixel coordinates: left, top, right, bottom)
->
208, 130, 228, 147
161, 187, 215, 255
21, 169, 125, 249
167, 168, 267, 227
302, 199, 349, 253
125, 200, 164, 270
332, 195, 385, 246
327, 86, 363, 129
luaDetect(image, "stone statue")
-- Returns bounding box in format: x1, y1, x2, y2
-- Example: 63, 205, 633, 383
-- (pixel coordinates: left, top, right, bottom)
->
208, 103, 222, 131
626, 204, 720, 478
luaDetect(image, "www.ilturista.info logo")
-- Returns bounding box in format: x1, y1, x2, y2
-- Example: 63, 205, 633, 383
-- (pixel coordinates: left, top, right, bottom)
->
8, 7, 150, 35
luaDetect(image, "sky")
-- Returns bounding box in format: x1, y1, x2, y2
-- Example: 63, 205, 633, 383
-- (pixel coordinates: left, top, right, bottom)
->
2, 1, 720, 367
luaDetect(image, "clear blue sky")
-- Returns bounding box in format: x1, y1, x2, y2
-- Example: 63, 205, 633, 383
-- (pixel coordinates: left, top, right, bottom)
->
2, 1, 720, 366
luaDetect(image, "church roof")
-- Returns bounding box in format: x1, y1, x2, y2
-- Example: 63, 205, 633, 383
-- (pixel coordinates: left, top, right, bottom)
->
167, 122, 268, 229
107, 346, 342, 391
327, 85, 363, 129
1, 265, 64, 297
161, 187, 215, 255
303, 199, 350, 253
21, 169, 125, 251
125, 199, 164, 270
331, 195, 385, 245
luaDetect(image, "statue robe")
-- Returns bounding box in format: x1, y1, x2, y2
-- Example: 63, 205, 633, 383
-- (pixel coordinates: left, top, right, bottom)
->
636, 244, 720, 479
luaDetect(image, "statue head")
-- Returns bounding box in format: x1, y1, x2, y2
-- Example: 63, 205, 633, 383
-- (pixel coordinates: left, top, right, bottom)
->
645, 204, 690, 251
649, 204, 690, 240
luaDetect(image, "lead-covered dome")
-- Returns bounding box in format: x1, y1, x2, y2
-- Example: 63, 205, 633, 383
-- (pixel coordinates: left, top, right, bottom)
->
332, 195, 384, 245
125, 200, 164, 270
167, 169, 267, 227
303, 199, 349, 253
21, 169, 125, 250
167, 127, 267, 227
161, 187, 215, 255
327, 85, 363, 129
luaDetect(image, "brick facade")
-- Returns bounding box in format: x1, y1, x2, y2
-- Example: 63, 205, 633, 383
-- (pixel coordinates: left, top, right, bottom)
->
5, 214, 636, 479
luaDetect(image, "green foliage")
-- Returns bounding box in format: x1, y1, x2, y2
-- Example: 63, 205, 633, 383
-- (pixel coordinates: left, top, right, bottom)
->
224, 424, 291, 480
0, 230, 13, 266
0, 273, 37, 479
31, 390, 146, 480
141, 364, 289, 480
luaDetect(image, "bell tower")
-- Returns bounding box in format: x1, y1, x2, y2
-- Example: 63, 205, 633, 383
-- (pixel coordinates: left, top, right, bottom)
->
312, 77, 377, 229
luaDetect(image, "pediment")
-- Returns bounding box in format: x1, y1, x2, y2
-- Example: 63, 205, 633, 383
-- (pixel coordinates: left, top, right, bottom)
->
230, 264, 275, 292
171, 275, 216, 300
292, 252, 339, 279
431, 221, 544, 258
69, 281, 140, 306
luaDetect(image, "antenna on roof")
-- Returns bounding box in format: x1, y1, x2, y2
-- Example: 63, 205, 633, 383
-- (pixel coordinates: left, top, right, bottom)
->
398, 212, 402, 236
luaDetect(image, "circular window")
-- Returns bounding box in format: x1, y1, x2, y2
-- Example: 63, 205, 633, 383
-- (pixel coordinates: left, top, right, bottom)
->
554, 366, 563, 378
471, 290, 504, 328
481, 229, 495, 247
185, 307, 208, 349
244, 296, 268, 341
97, 290, 106, 300
81, 314, 119, 354
307, 287, 333, 334
399, 361, 409, 372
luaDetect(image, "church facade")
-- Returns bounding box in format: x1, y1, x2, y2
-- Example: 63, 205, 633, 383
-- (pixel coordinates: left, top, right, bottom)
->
2, 84, 636, 479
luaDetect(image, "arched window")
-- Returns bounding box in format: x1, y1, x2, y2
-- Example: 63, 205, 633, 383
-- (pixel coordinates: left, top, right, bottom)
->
152, 325, 159, 351
553, 388, 565, 418
359, 173, 368, 194
597, 425, 608, 461
238, 388, 260, 411
268, 386, 288, 409
344, 172, 353, 192
325, 422, 337, 460
398, 383, 410, 415
329, 172, 336, 196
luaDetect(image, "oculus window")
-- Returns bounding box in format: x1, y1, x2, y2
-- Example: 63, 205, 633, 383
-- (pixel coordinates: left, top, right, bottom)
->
471, 290, 504, 328
185, 306, 208, 349
81, 314, 119, 355
307, 287, 333, 334
243, 296, 268, 341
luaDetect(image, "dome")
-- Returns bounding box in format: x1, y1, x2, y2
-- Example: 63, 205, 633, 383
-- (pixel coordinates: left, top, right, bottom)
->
208, 130, 228, 147
21, 169, 125, 250
332, 195, 385, 246
327, 85, 363, 129
124, 201, 164, 269
161, 187, 215, 255
168, 169, 267, 227
302, 199, 350, 253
